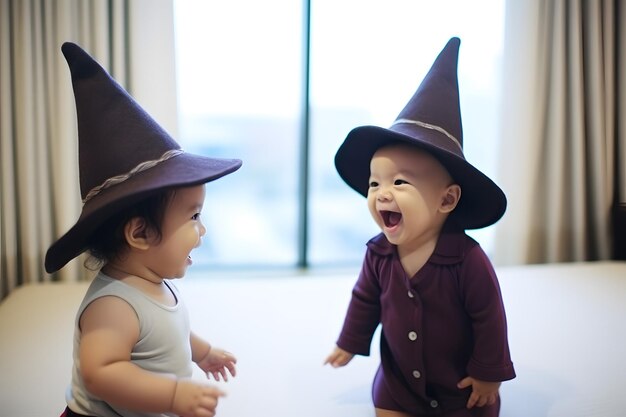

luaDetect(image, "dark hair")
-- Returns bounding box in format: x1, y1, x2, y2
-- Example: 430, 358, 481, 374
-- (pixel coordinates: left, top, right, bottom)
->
85, 189, 175, 269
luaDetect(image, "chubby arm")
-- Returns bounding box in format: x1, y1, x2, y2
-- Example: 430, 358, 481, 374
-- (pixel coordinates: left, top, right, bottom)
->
191, 331, 237, 381
80, 296, 223, 416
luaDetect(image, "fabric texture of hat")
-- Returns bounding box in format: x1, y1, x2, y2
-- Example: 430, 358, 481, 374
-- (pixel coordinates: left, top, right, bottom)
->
334, 37, 506, 230
45, 42, 242, 273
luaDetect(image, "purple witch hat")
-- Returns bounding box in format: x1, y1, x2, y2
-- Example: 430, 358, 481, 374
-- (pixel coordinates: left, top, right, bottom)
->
334, 37, 506, 229
45, 42, 242, 272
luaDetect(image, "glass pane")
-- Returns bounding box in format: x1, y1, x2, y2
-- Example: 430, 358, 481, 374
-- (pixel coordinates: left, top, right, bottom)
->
308, 0, 505, 265
174, 0, 304, 267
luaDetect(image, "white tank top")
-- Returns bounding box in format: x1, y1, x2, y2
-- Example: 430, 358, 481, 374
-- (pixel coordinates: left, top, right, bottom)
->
66, 272, 193, 417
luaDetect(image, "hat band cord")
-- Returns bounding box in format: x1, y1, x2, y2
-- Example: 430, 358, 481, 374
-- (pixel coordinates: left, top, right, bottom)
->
392, 118, 462, 151
82, 149, 184, 204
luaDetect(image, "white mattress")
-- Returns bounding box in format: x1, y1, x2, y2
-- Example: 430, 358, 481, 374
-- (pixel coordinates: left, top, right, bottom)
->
1, 261, 624, 417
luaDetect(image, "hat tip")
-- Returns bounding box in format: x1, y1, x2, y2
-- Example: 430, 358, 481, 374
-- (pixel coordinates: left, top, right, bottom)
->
44, 255, 57, 274
446, 36, 461, 51
61, 41, 100, 79
61, 42, 80, 60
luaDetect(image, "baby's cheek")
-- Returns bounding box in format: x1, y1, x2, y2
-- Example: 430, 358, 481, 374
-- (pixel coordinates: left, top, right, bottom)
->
369, 212, 383, 229
366, 199, 379, 220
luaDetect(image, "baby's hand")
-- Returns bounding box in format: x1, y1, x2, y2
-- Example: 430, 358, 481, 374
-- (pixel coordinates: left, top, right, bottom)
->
457, 377, 500, 409
171, 378, 225, 417
324, 346, 354, 367
196, 347, 237, 382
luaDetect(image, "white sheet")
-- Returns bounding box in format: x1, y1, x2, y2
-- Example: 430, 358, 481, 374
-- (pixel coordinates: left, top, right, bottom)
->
1, 261, 624, 417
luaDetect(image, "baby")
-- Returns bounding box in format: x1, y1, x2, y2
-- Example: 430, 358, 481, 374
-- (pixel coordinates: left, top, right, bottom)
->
325, 37, 515, 417
47, 42, 241, 417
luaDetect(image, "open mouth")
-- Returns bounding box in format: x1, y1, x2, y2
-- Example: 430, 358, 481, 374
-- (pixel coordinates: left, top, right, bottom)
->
380, 210, 402, 228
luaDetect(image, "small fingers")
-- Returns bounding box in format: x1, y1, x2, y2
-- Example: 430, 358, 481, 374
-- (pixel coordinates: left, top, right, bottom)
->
192, 390, 222, 417
324, 347, 354, 368
328, 358, 345, 368
213, 364, 236, 381
219, 368, 229, 382
206, 368, 220, 381
325, 347, 343, 366
324, 358, 338, 367
466, 393, 478, 409
207, 386, 226, 399
224, 351, 237, 363
469, 393, 496, 408
226, 361, 237, 378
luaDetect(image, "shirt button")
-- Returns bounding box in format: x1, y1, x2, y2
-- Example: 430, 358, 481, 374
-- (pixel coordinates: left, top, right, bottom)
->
430, 400, 439, 408
412, 370, 421, 379
407, 290, 414, 298
408, 331, 417, 341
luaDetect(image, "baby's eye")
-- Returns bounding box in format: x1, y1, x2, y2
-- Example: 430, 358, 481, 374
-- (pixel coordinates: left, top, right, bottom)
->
191, 213, 201, 221
394, 179, 409, 185
369, 181, 379, 188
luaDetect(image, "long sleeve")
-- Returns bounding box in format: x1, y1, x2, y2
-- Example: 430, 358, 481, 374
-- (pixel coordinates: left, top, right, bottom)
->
460, 245, 516, 381
336, 249, 382, 356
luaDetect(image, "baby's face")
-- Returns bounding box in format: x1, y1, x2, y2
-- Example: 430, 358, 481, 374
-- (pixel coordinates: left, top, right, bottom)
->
144, 184, 207, 279
367, 144, 456, 249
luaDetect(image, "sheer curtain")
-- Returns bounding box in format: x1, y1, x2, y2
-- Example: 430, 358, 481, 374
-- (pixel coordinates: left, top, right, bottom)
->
493, 0, 625, 265
0, 0, 177, 300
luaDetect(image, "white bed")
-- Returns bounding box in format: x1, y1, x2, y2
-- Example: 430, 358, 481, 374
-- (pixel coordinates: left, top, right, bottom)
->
1, 261, 624, 417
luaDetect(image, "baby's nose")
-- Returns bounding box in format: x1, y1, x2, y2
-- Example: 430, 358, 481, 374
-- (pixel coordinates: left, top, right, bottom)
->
377, 189, 392, 202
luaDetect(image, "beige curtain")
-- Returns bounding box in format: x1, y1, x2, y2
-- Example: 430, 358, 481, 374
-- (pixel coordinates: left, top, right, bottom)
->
493, 0, 625, 265
0, 0, 178, 300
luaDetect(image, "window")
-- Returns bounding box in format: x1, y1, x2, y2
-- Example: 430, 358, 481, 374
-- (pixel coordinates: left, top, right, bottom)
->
174, 0, 505, 269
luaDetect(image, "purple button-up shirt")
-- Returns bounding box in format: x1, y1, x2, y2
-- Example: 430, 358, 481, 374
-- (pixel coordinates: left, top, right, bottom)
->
336, 226, 515, 415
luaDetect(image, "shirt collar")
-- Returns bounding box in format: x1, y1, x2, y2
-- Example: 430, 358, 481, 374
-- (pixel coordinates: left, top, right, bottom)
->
366, 220, 472, 265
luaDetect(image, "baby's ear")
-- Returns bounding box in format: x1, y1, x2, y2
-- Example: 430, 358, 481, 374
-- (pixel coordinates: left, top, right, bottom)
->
124, 217, 152, 250
440, 184, 461, 213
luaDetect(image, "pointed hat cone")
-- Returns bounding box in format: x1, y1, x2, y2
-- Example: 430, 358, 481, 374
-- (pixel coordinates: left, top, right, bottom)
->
334, 37, 506, 230
45, 42, 242, 273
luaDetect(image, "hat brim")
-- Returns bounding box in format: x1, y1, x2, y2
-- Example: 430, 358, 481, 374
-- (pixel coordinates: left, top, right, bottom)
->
45, 153, 241, 273
335, 125, 506, 230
